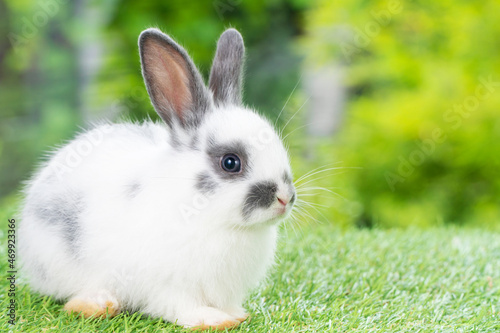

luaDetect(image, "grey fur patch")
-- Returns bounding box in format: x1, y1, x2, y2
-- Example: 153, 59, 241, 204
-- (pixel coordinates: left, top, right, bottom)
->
242, 181, 278, 220
209, 28, 245, 107
126, 182, 142, 198
190, 134, 200, 150
170, 129, 182, 149
34, 192, 84, 255
139, 28, 211, 130
31, 262, 48, 282
206, 135, 250, 180
195, 172, 218, 194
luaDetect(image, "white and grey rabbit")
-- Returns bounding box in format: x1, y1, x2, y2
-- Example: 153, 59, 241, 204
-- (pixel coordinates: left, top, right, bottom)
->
18, 27, 296, 330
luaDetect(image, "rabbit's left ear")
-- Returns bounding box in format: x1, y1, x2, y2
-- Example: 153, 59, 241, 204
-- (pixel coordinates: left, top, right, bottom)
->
209, 28, 245, 106
139, 28, 212, 130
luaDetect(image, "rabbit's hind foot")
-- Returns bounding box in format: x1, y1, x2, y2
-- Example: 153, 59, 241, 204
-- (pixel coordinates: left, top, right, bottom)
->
64, 290, 120, 319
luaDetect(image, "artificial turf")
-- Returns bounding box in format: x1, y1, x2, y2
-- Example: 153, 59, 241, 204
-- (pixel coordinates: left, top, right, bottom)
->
1, 204, 498, 332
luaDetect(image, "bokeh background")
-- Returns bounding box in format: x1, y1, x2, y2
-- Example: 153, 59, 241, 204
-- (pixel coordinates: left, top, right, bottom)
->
1, 0, 499, 229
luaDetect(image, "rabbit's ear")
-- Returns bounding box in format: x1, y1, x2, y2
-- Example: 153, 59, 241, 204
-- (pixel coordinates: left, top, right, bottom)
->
139, 28, 211, 129
209, 28, 245, 107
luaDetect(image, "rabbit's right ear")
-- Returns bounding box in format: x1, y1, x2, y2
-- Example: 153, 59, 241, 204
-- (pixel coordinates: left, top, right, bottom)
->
139, 28, 212, 130
209, 29, 245, 107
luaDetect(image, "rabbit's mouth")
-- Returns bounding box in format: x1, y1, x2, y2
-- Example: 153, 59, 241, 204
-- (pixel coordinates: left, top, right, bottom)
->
259, 205, 294, 227
275, 201, 292, 216
269, 198, 294, 221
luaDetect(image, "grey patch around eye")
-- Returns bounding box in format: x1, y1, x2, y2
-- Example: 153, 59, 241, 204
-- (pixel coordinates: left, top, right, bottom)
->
242, 181, 278, 220
206, 137, 250, 180
34, 192, 84, 256
283, 172, 293, 185
195, 172, 218, 194
126, 182, 142, 199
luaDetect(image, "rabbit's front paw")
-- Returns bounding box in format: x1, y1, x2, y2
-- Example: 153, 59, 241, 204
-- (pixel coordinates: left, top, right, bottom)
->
226, 306, 249, 323
179, 306, 240, 331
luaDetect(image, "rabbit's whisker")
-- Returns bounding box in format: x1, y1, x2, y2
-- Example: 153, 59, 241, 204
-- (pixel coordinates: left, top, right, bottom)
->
294, 166, 360, 185
293, 162, 344, 183
296, 199, 328, 209
280, 96, 310, 137
275, 74, 303, 128
297, 200, 327, 224
297, 186, 346, 199
295, 172, 347, 189
282, 123, 311, 141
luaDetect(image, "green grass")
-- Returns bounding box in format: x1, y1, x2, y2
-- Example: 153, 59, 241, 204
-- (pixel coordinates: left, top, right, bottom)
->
1, 201, 499, 332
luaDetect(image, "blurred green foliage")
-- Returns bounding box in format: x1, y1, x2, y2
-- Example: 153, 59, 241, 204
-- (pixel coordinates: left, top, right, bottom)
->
301, 0, 500, 228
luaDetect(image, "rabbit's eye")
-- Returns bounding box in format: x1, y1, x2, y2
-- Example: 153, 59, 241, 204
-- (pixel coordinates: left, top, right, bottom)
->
221, 154, 241, 173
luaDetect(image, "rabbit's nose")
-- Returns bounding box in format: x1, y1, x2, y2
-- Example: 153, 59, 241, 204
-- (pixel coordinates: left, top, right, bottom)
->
277, 192, 295, 206
277, 196, 289, 206
277, 185, 296, 207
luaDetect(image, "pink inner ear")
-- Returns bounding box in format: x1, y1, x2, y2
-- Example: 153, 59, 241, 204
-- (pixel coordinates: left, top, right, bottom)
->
146, 40, 193, 123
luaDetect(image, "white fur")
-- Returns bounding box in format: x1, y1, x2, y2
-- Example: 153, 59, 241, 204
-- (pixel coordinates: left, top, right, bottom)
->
19, 103, 293, 327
